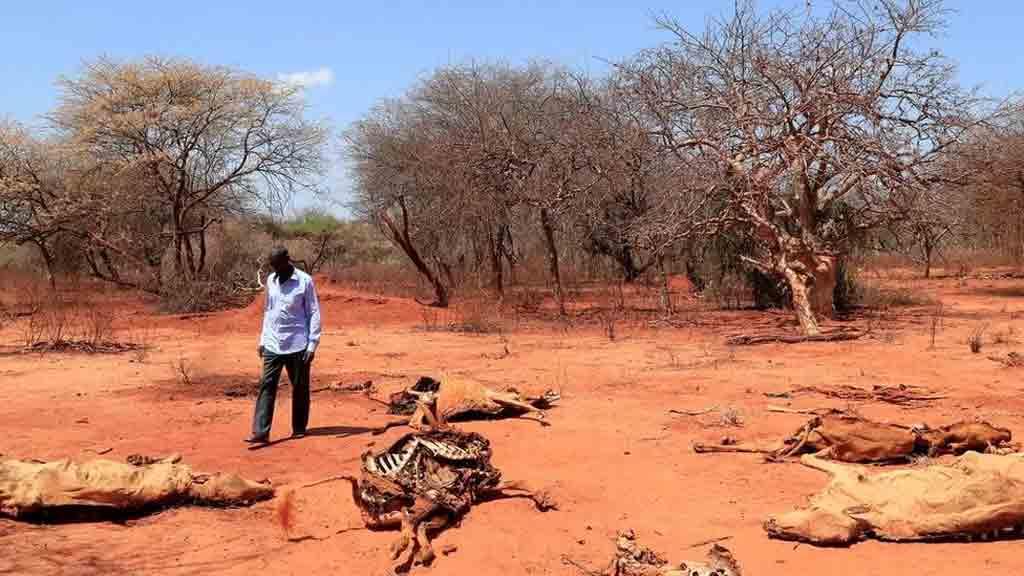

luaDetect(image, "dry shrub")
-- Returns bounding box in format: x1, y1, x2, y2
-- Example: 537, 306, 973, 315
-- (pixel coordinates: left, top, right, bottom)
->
969, 325, 986, 354
419, 306, 442, 332
510, 285, 545, 312
328, 261, 420, 299
704, 272, 747, 310
719, 407, 745, 428
600, 310, 619, 341
448, 296, 504, 334
841, 281, 936, 311
158, 278, 248, 314
173, 355, 195, 386
13, 278, 135, 352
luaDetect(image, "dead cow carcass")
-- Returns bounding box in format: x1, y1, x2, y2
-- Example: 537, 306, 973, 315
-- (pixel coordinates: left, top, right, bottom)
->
0, 455, 273, 520
344, 428, 553, 572
388, 375, 559, 427
694, 414, 1011, 463
765, 452, 1024, 545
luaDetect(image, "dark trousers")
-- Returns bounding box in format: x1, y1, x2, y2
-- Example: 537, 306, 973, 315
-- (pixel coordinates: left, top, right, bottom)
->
252, 351, 310, 439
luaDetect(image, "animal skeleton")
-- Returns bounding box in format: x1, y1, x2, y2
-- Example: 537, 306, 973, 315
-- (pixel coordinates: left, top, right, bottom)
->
766, 451, 1024, 545
344, 428, 553, 572
694, 415, 1012, 463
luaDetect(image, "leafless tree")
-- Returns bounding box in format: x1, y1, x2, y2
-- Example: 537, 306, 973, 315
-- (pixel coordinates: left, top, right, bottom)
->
959, 103, 1024, 262
620, 0, 979, 334
50, 56, 326, 283
0, 121, 77, 288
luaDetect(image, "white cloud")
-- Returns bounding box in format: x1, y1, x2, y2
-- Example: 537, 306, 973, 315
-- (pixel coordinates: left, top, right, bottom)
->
277, 67, 334, 89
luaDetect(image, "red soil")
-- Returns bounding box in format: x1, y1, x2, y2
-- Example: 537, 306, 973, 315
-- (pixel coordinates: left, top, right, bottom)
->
2, 269, 1023, 575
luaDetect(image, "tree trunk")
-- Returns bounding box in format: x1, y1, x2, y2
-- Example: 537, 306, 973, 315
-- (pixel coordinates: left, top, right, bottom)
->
378, 209, 449, 308
197, 218, 208, 275
183, 232, 199, 278
657, 255, 674, 315
781, 253, 837, 336
34, 240, 57, 291
923, 242, 933, 279
488, 230, 504, 298
539, 208, 566, 316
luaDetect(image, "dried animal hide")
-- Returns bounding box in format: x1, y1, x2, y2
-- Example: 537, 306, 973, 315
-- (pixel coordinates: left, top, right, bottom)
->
388, 375, 558, 426
576, 530, 742, 576
345, 428, 552, 572
694, 415, 1012, 463
0, 455, 273, 520
765, 452, 1024, 545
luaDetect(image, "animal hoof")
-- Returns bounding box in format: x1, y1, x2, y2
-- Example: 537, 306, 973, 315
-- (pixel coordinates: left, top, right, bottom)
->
416, 547, 435, 566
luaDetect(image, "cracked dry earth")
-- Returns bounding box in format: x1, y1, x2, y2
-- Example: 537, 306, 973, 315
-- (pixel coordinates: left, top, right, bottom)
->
2, 271, 1024, 575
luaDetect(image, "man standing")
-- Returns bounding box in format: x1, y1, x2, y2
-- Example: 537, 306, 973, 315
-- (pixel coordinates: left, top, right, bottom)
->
246, 246, 322, 444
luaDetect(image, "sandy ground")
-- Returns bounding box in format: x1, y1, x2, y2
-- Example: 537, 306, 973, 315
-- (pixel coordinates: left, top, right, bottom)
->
2, 271, 1024, 575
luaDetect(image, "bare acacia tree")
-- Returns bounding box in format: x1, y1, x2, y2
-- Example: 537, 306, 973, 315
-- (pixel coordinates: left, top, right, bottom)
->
50, 56, 326, 283
346, 99, 466, 307
622, 0, 977, 334
0, 122, 78, 288
960, 103, 1024, 262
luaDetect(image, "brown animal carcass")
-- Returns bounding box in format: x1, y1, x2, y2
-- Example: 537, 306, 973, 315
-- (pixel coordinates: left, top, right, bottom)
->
0, 455, 273, 520
765, 451, 1024, 545
694, 415, 1012, 463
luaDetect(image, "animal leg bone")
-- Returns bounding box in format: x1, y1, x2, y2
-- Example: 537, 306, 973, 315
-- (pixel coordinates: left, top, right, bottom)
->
693, 442, 781, 454
390, 508, 415, 561
485, 391, 546, 418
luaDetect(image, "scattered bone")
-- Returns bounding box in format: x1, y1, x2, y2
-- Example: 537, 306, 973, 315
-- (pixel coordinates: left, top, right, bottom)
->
766, 451, 1024, 545
344, 427, 552, 573
565, 530, 742, 576
0, 456, 273, 520
694, 415, 1012, 463
669, 407, 718, 417
126, 453, 182, 466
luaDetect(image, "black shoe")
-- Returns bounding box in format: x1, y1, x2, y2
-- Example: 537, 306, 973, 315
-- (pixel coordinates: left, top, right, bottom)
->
291, 431, 306, 439
244, 436, 269, 444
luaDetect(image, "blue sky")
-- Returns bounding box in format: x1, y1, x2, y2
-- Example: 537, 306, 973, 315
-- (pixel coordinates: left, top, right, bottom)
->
2, 1, 1018, 213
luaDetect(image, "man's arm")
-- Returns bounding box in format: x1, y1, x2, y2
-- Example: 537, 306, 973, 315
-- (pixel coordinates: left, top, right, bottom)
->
303, 275, 322, 363
258, 274, 272, 357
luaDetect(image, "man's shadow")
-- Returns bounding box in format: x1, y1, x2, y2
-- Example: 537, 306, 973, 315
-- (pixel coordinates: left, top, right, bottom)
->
247, 420, 407, 450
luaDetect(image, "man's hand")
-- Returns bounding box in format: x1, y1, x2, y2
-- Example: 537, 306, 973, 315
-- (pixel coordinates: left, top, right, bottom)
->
257, 345, 265, 358
303, 349, 315, 364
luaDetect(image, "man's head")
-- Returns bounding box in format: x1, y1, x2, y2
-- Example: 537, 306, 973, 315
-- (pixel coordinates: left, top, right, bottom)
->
268, 246, 293, 276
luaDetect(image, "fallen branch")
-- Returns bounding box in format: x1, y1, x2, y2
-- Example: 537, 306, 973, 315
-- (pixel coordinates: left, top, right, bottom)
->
669, 407, 718, 417
766, 406, 845, 416
765, 384, 945, 406
686, 535, 733, 549
726, 330, 865, 346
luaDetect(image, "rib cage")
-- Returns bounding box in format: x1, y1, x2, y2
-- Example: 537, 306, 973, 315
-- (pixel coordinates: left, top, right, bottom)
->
366, 435, 476, 479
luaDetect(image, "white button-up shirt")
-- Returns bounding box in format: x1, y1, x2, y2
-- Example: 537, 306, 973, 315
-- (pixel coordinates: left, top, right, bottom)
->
259, 268, 322, 355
